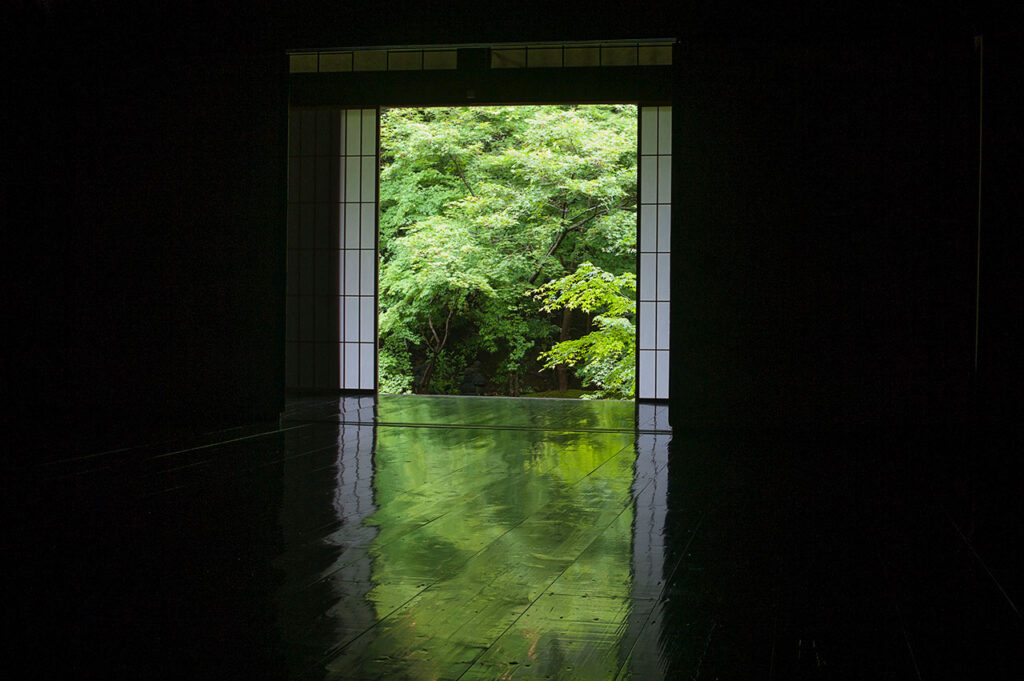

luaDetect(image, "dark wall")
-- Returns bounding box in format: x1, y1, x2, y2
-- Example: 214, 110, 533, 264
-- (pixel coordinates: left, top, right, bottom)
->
9, 2, 286, 459
7, 2, 1018, 461
672, 34, 979, 427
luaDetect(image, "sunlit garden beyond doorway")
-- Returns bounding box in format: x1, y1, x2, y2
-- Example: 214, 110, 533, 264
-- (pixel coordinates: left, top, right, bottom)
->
378, 105, 638, 399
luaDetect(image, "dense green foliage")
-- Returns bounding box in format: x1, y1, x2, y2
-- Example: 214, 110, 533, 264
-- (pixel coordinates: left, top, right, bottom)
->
378, 105, 637, 397
532, 263, 637, 399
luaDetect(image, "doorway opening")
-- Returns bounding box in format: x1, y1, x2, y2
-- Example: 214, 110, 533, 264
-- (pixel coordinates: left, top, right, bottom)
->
286, 43, 673, 409
377, 105, 638, 400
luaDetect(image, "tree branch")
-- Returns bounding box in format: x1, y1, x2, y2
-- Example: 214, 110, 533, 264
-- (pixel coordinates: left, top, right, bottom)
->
440, 307, 454, 348
448, 153, 475, 197
427, 317, 440, 350
528, 205, 607, 284
420, 307, 454, 393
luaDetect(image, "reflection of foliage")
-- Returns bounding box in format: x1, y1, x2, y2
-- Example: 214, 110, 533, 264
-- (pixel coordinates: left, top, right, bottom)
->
379, 105, 637, 396
363, 424, 636, 679
532, 262, 636, 399
377, 335, 413, 394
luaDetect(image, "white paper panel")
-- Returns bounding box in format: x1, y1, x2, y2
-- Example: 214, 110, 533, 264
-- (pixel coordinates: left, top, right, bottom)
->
658, 107, 672, 155
640, 253, 656, 300
639, 302, 655, 349
360, 205, 374, 248
345, 157, 360, 203
658, 156, 672, 204
656, 302, 670, 349
359, 344, 374, 389
641, 156, 657, 204
344, 251, 359, 294
641, 107, 658, 155
344, 297, 359, 342
344, 204, 359, 248
657, 253, 671, 301
344, 344, 359, 387
657, 205, 671, 252
360, 297, 374, 341
360, 250, 374, 294
656, 350, 670, 398
361, 109, 375, 152
639, 350, 655, 399
346, 110, 361, 155
637, 106, 671, 400
640, 205, 656, 252
361, 157, 375, 202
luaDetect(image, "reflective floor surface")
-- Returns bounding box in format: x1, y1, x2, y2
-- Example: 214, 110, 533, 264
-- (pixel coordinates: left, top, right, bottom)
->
18, 396, 1022, 679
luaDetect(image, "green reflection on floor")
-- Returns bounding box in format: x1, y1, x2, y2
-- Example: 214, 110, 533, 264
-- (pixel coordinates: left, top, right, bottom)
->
327, 401, 640, 679
377, 394, 636, 432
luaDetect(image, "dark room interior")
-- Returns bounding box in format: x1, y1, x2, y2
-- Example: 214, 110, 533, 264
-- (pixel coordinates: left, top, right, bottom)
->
7, 1, 1022, 678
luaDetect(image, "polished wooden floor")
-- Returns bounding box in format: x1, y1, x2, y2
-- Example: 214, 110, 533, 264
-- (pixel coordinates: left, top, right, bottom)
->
20, 396, 1021, 679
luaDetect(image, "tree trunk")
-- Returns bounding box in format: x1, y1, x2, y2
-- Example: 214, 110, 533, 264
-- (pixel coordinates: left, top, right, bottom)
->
508, 370, 519, 397
419, 356, 436, 393
417, 308, 453, 394
557, 306, 571, 393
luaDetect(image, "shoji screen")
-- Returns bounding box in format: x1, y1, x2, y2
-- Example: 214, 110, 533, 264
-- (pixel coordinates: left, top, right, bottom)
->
287, 108, 377, 391
638, 106, 671, 400
338, 109, 378, 390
